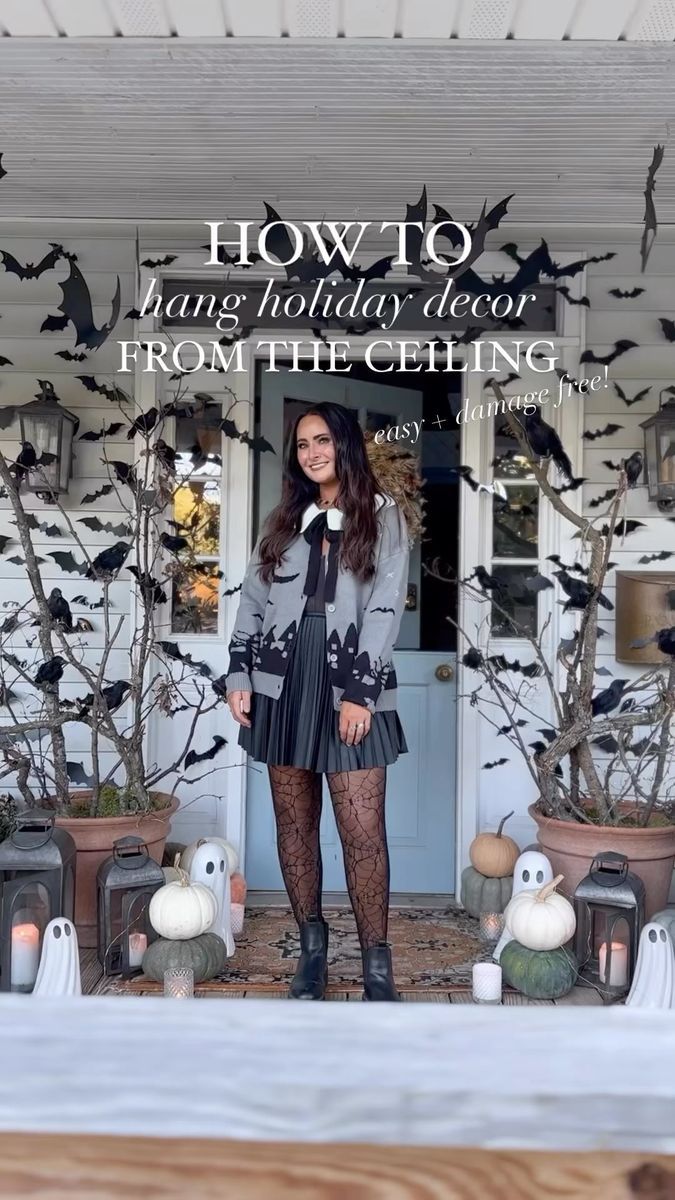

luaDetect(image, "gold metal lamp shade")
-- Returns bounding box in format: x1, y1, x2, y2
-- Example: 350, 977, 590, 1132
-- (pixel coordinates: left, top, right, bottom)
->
615, 571, 675, 664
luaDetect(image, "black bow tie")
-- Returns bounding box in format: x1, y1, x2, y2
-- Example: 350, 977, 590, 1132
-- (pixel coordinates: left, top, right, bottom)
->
302, 512, 341, 604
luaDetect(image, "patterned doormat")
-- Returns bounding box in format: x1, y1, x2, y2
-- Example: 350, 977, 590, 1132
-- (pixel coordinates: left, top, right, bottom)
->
98, 906, 494, 996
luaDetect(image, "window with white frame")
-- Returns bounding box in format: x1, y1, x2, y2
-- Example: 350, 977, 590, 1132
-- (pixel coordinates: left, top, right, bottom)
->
169, 410, 222, 635
489, 416, 540, 638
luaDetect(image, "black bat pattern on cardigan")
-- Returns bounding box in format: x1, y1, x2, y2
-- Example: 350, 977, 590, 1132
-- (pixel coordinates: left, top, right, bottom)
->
370, 606, 395, 614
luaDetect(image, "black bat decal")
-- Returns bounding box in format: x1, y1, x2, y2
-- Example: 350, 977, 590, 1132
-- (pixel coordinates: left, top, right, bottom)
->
0, 355, 12, 367
78, 517, 131, 538
579, 340, 638, 366
482, 758, 509, 769
158, 641, 212, 677
200, 242, 263, 269
217, 325, 255, 347
1, 242, 65, 280
67, 761, 95, 787
588, 487, 617, 510
599, 520, 646, 537
641, 144, 665, 272
556, 286, 590, 307
0, 535, 12, 553
370, 606, 395, 614
46, 551, 87, 576
659, 318, 675, 342
222, 584, 242, 597
272, 572, 300, 583
140, 255, 177, 268
78, 423, 124, 441
341, 254, 395, 284
25, 514, 62, 536
56, 260, 120, 350
0, 154, 6, 181
81, 483, 115, 504
523, 574, 554, 594
609, 287, 644, 299
76, 375, 131, 405
41, 312, 70, 333
125, 307, 142, 320
483, 372, 520, 391
639, 551, 673, 563
602, 459, 623, 472
55, 350, 88, 362
184, 736, 227, 768
614, 383, 651, 408
240, 431, 275, 454
552, 368, 585, 395
582, 424, 623, 441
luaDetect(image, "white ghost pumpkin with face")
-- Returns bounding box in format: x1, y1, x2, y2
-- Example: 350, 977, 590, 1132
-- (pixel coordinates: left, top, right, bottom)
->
188, 840, 235, 957
32, 917, 81, 997
626, 922, 675, 1008
493, 850, 554, 963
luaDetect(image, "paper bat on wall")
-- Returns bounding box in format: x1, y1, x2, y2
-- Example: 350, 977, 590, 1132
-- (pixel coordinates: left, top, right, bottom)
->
67, 762, 95, 787
482, 759, 508, 770
79, 423, 124, 441
0, 355, 12, 366
582, 424, 624, 441
158, 641, 212, 677
2, 242, 66, 280
46, 551, 87, 575
483, 372, 520, 390
609, 287, 645, 299
0, 154, 6, 181
77, 375, 131, 404
140, 255, 177, 268
200, 242, 262, 269
579, 340, 638, 366
588, 487, 617, 510
55, 351, 88, 362
78, 517, 131, 538
659, 318, 675, 342
614, 383, 651, 407
641, 144, 665, 272
81, 483, 115, 504
556, 286, 590, 307
639, 552, 673, 563
184, 736, 227, 768
218, 325, 254, 347
49, 261, 121, 350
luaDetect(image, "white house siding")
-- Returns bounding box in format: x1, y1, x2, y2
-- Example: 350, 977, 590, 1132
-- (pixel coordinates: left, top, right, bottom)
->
470, 226, 675, 862
0, 225, 136, 800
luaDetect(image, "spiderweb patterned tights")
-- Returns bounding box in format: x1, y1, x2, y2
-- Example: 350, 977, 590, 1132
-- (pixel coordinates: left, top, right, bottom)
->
267, 765, 390, 950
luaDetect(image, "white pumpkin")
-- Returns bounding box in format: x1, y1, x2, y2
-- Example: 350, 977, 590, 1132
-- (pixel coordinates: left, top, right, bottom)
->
181, 837, 238, 876
504, 874, 576, 952
149, 870, 217, 941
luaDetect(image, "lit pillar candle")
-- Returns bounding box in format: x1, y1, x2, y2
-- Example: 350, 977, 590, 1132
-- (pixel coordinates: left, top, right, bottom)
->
128, 932, 148, 968
11, 923, 41, 990
598, 941, 628, 987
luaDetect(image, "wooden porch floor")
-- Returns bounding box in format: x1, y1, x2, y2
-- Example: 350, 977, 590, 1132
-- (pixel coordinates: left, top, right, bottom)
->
80, 950, 604, 1005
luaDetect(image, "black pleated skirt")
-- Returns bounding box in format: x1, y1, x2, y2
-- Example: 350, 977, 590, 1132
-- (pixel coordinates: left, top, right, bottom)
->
238, 610, 408, 772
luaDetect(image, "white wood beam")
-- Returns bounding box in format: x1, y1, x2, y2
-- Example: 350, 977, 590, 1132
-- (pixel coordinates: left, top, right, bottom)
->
165, 0, 226, 36
226, 0, 282, 36
400, 0, 458, 39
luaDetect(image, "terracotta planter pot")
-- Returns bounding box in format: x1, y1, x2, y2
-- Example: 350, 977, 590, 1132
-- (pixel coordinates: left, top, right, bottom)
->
56, 792, 179, 948
529, 803, 675, 920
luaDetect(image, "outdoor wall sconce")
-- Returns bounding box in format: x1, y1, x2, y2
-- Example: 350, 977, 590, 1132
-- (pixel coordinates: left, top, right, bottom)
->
0, 811, 76, 993
640, 395, 675, 512
573, 852, 645, 1002
96, 836, 164, 978
615, 571, 675, 664
18, 386, 79, 497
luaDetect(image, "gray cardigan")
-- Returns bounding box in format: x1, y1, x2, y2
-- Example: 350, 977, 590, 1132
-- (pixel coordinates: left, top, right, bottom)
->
225, 493, 410, 713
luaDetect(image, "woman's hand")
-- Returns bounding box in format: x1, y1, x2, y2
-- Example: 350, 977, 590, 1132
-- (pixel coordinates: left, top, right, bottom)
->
227, 689, 252, 728
339, 700, 371, 746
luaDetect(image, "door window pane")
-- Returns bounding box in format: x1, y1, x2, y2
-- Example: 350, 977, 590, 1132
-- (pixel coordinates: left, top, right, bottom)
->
490, 565, 539, 638
169, 411, 222, 636
492, 487, 539, 558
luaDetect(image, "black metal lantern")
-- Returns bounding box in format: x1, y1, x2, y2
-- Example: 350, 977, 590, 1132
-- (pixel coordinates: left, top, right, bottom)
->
0, 811, 76, 993
18, 385, 79, 496
640, 397, 675, 513
573, 852, 645, 1001
97, 836, 165, 977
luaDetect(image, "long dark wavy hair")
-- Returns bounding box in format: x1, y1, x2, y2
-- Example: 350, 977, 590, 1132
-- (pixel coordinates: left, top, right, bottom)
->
257, 402, 381, 584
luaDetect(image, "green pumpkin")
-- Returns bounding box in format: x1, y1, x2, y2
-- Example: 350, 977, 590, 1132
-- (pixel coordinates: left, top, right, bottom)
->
500, 940, 577, 999
141, 933, 226, 983
460, 866, 513, 919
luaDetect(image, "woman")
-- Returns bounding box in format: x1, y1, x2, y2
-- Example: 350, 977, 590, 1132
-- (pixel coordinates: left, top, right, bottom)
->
225, 401, 410, 1002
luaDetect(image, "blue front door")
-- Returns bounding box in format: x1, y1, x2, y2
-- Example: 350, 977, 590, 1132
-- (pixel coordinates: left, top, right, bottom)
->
245, 368, 457, 894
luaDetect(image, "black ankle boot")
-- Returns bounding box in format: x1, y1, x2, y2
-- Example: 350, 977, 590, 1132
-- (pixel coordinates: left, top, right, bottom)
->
362, 942, 401, 1002
288, 917, 329, 1000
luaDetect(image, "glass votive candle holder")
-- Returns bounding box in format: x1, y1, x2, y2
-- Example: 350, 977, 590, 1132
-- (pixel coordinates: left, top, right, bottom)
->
479, 911, 505, 944
472, 962, 502, 1004
163, 967, 194, 999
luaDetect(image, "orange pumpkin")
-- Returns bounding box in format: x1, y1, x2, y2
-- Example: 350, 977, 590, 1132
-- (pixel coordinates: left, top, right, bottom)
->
469, 812, 519, 878
230, 872, 247, 905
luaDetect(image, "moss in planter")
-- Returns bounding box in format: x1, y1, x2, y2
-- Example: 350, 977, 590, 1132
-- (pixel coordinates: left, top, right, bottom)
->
0, 794, 17, 842
66, 786, 173, 819
536, 800, 675, 830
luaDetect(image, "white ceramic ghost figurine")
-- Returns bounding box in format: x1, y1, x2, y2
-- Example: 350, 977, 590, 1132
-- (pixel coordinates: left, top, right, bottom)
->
493, 850, 554, 963
188, 840, 235, 957
626, 922, 675, 1008
32, 917, 82, 997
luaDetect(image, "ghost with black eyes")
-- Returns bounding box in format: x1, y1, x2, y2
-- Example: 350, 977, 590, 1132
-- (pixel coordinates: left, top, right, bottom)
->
188, 840, 235, 957
626, 922, 675, 1008
32, 918, 82, 996
493, 850, 554, 963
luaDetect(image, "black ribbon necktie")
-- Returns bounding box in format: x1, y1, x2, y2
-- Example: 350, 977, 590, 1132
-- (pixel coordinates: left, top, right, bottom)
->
302, 512, 341, 605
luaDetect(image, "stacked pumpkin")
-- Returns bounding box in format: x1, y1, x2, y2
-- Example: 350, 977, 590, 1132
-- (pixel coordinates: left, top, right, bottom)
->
461, 812, 520, 918
142, 865, 227, 983
500, 874, 578, 1000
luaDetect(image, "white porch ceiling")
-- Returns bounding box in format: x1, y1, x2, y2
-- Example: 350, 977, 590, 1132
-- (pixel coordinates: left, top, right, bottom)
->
0, 0, 675, 41
0, 39, 673, 223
